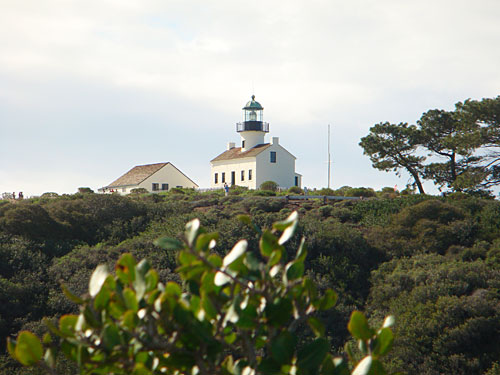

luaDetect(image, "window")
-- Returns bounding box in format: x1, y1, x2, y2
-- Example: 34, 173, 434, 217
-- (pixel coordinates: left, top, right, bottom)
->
162, 183, 169, 191
241, 170, 245, 181
231, 171, 235, 185
222, 172, 225, 183
270, 151, 277, 163
242, 140, 245, 148
152, 183, 159, 191
294, 176, 299, 187
249, 169, 252, 180
215, 173, 218, 184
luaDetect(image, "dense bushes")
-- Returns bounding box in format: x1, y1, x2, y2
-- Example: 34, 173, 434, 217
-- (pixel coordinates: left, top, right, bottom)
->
367, 255, 500, 375
259, 180, 278, 191
0, 192, 499, 374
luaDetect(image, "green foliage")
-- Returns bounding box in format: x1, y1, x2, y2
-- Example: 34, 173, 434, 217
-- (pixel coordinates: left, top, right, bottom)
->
40, 192, 59, 198
169, 187, 186, 194
288, 186, 303, 194
228, 185, 249, 196
130, 188, 149, 195
2, 190, 500, 375
8, 213, 395, 375
367, 199, 477, 257
367, 254, 500, 375
259, 181, 278, 192
248, 190, 276, 197
376, 187, 399, 199
0, 203, 63, 240
77, 187, 94, 194
359, 122, 426, 194
318, 188, 336, 196
344, 188, 376, 198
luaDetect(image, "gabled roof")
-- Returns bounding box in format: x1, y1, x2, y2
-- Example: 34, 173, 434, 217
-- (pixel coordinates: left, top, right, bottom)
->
107, 163, 168, 187
106, 162, 198, 188
211, 143, 271, 162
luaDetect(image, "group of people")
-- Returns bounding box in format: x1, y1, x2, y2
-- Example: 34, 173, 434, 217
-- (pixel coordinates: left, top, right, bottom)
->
10, 192, 23, 200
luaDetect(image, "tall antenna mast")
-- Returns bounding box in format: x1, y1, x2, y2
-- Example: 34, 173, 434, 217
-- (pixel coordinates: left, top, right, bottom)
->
328, 124, 331, 189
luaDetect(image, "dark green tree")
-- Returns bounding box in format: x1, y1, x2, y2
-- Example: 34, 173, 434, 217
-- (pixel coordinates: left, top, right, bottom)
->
457, 96, 500, 189
417, 107, 484, 192
361, 96, 500, 193
359, 122, 426, 194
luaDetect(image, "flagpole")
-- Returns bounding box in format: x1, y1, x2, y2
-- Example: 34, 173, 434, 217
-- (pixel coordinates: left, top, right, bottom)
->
328, 124, 331, 189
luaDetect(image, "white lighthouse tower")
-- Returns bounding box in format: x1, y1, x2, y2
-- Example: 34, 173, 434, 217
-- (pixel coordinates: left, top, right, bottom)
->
237, 95, 269, 151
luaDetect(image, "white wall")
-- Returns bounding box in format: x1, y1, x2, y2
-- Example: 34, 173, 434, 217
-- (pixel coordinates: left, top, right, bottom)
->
255, 144, 298, 189
240, 131, 265, 151
211, 159, 257, 189
139, 163, 198, 192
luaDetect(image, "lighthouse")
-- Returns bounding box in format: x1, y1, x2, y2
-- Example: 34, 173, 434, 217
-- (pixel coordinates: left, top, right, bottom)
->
210, 95, 301, 189
237, 95, 269, 151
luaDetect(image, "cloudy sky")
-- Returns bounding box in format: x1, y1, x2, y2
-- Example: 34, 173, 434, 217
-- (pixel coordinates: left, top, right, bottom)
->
1, 0, 499, 196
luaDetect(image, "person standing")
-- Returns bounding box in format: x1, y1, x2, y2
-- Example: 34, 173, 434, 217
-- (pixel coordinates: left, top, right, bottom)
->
224, 183, 229, 196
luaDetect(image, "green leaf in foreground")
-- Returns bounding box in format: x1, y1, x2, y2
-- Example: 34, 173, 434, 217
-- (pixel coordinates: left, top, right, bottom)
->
89, 264, 109, 297
348, 311, 374, 340
271, 331, 297, 365
373, 328, 394, 357
352, 356, 372, 375
297, 338, 329, 370
223, 240, 248, 267
14, 331, 43, 366
155, 236, 184, 250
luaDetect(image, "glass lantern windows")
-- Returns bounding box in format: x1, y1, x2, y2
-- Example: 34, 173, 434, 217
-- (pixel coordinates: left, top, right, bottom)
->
244, 109, 263, 122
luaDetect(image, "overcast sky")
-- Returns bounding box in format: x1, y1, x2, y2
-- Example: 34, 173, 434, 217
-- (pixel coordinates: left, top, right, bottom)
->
1, 0, 499, 197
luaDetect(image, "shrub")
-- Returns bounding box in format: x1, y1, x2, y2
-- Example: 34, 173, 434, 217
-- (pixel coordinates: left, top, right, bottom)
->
169, 187, 185, 194
318, 188, 335, 196
40, 192, 59, 198
249, 190, 276, 197
345, 187, 376, 198
130, 188, 148, 195
377, 187, 399, 199
259, 180, 278, 191
228, 185, 248, 196
368, 254, 500, 375
288, 186, 303, 194
77, 187, 94, 194
334, 186, 352, 196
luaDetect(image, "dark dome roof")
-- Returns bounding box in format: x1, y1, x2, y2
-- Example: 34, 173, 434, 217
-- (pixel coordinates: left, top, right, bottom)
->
243, 95, 263, 110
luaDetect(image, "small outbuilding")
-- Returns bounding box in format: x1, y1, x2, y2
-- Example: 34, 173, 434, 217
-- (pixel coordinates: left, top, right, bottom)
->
99, 162, 198, 195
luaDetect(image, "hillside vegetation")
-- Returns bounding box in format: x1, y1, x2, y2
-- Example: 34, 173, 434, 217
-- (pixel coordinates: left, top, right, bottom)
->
1, 189, 499, 374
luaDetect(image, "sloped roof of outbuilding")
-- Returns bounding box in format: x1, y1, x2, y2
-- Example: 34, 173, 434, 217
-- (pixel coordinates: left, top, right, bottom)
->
210, 143, 271, 162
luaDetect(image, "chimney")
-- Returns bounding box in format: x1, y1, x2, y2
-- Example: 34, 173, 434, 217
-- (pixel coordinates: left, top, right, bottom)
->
272, 137, 279, 145
227, 142, 235, 150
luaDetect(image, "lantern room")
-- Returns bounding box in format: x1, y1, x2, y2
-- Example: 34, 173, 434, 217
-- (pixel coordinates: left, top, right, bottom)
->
236, 95, 269, 133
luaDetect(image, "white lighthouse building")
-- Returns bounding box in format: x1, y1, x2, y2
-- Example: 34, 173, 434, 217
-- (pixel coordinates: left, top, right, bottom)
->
210, 96, 301, 190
